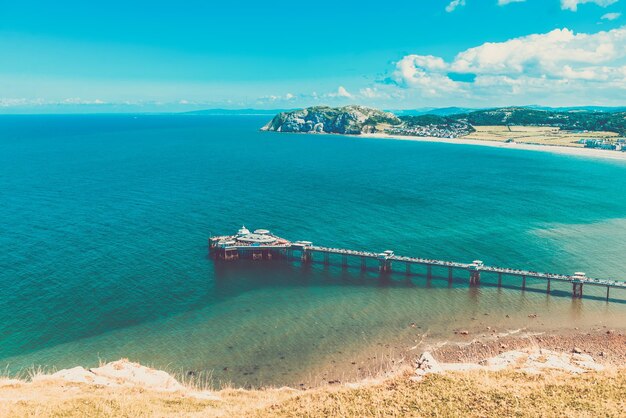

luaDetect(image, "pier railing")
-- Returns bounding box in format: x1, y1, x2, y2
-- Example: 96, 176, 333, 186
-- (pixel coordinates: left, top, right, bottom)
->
209, 238, 626, 301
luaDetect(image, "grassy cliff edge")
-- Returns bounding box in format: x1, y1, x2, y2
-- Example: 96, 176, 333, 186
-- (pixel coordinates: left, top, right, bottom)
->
1, 348, 624, 417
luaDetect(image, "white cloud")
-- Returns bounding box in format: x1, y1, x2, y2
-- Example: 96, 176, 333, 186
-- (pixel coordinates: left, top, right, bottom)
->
602, 12, 622, 20
359, 87, 391, 99
254, 87, 360, 106
445, 0, 466, 12
451, 27, 626, 76
391, 55, 459, 95
0, 98, 108, 107
321, 86, 354, 99
387, 26, 626, 104
337, 86, 353, 98
257, 93, 297, 103
498, 0, 527, 5
561, 0, 619, 11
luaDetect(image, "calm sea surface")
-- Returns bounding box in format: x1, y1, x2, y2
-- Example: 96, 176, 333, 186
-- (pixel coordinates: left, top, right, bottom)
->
1, 114, 625, 387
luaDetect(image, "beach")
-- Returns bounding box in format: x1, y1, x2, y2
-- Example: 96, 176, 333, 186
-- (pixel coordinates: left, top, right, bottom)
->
1, 327, 624, 417
363, 133, 626, 161
293, 320, 626, 389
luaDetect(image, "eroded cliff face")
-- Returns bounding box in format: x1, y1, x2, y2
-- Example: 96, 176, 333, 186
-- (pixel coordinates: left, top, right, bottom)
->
261, 105, 401, 135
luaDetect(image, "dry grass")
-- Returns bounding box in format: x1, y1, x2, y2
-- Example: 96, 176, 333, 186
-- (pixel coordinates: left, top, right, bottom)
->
266, 370, 626, 417
466, 125, 622, 147
1, 368, 624, 417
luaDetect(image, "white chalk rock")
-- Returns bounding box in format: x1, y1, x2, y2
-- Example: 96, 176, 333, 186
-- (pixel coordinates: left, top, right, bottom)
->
415, 352, 444, 376
91, 360, 185, 392
33, 359, 220, 401
35, 366, 112, 386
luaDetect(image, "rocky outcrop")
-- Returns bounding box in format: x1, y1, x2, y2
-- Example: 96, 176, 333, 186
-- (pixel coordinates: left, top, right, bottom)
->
262, 105, 475, 138
413, 349, 605, 381
33, 359, 219, 400
261, 105, 402, 135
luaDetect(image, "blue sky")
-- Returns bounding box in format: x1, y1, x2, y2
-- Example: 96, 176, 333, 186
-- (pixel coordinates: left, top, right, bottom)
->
1, 0, 625, 112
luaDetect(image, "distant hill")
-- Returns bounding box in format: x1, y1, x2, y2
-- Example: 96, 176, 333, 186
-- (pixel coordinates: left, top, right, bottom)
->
393, 107, 476, 117
527, 105, 626, 113
452, 107, 626, 135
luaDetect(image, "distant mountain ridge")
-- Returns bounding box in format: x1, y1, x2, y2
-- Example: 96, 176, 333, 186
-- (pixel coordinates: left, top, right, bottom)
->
182, 108, 293, 116
392, 107, 476, 117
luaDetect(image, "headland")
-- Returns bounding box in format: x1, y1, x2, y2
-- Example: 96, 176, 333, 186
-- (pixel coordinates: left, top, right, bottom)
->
263, 105, 626, 160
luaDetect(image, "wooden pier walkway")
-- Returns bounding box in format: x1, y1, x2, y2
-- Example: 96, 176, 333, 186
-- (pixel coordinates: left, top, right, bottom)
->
209, 230, 626, 301
302, 245, 625, 300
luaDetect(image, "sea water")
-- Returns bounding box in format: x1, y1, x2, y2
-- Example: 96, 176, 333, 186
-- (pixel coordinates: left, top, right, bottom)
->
1, 114, 625, 387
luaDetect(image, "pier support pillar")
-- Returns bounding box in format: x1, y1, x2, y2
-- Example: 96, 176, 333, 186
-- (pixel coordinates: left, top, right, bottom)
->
547, 279, 551, 294
224, 249, 239, 261
427, 265, 432, 279
406, 263, 411, 275
342, 255, 348, 269
379, 259, 392, 274
301, 250, 312, 263
572, 283, 583, 299
469, 270, 480, 286
324, 253, 330, 265
522, 275, 526, 291
606, 286, 610, 301
448, 267, 453, 283
497, 273, 502, 288
361, 257, 367, 271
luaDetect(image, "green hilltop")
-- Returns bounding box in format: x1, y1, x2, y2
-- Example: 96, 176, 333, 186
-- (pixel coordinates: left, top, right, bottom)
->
452, 107, 626, 135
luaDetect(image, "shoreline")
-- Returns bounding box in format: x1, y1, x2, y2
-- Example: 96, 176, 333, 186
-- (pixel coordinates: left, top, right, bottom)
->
4, 329, 624, 386
360, 132, 626, 161
300, 325, 626, 389
3, 327, 623, 391
2, 329, 624, 417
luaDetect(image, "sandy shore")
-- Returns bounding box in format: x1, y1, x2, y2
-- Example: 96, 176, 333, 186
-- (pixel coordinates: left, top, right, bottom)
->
301, 326, 626, 388
432, 328, 626, 366
361, 133, 626, 161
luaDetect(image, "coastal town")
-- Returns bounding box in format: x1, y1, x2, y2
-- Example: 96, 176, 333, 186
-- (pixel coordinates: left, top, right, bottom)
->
579, 138, 626, 151
385, 120, 474, 139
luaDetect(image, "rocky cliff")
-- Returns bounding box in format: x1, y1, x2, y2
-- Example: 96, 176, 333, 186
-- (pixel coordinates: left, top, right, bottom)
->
261, 105, 402, 135
262, 105, 476, 138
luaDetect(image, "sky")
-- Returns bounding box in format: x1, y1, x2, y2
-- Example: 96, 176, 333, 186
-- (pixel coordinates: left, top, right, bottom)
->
1, 0, 625, 112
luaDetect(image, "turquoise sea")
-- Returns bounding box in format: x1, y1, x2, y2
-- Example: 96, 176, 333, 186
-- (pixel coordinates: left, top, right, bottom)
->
1, 114, 626, 387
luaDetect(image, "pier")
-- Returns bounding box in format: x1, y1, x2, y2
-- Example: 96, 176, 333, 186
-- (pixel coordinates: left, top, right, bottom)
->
210, 227, 626, 301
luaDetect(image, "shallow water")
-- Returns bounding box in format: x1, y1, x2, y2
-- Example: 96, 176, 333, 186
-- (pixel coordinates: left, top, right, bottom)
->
1, 114, 625, 387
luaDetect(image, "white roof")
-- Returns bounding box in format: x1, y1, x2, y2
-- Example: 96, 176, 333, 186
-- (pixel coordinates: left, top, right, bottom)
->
237, 232, 277, 244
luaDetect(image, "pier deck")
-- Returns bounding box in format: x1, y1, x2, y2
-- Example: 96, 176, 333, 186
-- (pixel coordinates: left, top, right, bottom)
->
209, 228, 626, 301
